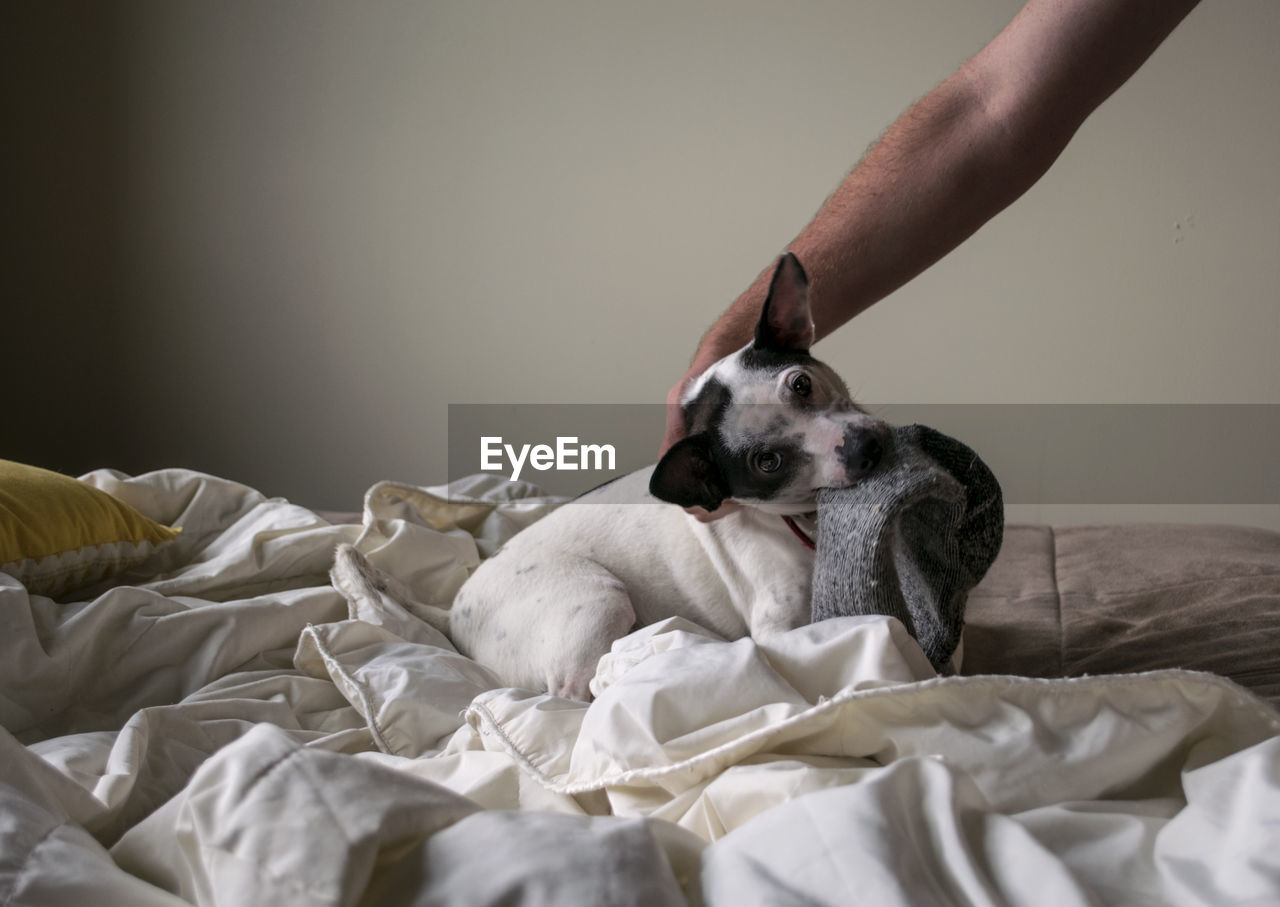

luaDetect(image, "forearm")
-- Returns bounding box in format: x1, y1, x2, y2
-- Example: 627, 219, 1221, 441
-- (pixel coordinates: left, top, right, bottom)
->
689, 0, 1201, 366
692, 72, 1049, 366
793, 66, 1056, 343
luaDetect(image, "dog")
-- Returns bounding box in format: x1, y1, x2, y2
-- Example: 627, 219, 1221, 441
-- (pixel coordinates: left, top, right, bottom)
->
449, 253, 892, 700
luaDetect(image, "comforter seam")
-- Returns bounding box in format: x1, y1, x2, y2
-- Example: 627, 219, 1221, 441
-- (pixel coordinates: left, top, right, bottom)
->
467, 669, 1280, 795
299, 624, 393, 755
1048, 526, 1065, 677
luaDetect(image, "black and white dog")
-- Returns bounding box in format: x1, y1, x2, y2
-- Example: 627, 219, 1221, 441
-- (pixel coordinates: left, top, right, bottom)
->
450, 253, 891, 700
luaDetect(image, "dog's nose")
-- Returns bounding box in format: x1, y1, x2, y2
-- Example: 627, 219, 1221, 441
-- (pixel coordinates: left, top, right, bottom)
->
840, 426, 885, 480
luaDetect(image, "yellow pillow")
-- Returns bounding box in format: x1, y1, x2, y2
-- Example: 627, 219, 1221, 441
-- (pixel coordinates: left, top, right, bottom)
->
0, 459, 181, 598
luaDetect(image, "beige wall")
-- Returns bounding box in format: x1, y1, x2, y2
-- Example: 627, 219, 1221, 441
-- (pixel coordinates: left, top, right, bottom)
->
6, 1, 1278, 523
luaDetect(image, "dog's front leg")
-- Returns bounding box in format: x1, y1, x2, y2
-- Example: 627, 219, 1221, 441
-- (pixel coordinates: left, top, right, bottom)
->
746, 590, 812, 640
741, 555, 812, 639
708, 516, 816, 641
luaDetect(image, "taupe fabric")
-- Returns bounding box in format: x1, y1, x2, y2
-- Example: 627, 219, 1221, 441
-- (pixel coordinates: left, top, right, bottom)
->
963, 523, 1280, 708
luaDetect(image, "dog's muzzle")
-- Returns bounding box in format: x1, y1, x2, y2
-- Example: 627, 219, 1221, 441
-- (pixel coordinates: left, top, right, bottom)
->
838, 423, 889, 482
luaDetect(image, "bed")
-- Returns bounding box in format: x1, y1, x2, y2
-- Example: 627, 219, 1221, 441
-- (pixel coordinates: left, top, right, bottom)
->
2, 462, 1279, 906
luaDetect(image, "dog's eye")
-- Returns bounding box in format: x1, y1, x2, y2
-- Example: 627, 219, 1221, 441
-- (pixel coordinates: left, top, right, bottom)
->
789, 373, 812, 397
754, 450, 783, 473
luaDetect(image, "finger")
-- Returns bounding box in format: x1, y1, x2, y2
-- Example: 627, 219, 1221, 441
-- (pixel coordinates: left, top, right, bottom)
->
684, 500, 741, 522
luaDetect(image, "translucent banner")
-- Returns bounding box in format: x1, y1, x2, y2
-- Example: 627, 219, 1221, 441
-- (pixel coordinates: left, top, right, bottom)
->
448, 403, 1280, 505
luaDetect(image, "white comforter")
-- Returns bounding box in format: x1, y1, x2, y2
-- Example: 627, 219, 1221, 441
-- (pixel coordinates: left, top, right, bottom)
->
2, 468, 1278, 906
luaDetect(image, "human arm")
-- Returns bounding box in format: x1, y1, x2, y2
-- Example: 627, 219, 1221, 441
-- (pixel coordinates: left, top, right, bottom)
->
662, 0, 1202, 458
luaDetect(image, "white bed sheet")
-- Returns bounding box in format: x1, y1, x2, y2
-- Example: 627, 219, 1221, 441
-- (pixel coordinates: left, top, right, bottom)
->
2, 468, 1278, 906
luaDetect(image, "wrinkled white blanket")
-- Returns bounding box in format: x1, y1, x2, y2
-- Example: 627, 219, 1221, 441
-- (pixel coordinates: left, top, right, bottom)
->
2, 468, 1279, 906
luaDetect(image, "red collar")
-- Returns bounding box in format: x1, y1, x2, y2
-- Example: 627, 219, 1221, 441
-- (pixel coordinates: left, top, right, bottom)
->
781, 515, 816, 550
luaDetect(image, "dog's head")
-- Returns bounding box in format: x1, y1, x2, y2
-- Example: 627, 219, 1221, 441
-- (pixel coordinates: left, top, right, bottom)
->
651, 253, 891, 515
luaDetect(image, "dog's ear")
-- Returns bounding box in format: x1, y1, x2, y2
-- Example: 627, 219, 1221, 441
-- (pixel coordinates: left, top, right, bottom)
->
650, 434, 730, 511
754, 251, 814, 353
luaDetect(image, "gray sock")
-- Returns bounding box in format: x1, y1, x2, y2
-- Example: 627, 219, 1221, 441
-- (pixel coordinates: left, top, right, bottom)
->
810, 424, 1004, 673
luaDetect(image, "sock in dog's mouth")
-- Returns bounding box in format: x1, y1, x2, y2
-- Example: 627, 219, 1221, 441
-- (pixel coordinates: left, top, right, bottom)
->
810, 424, 1004, 672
